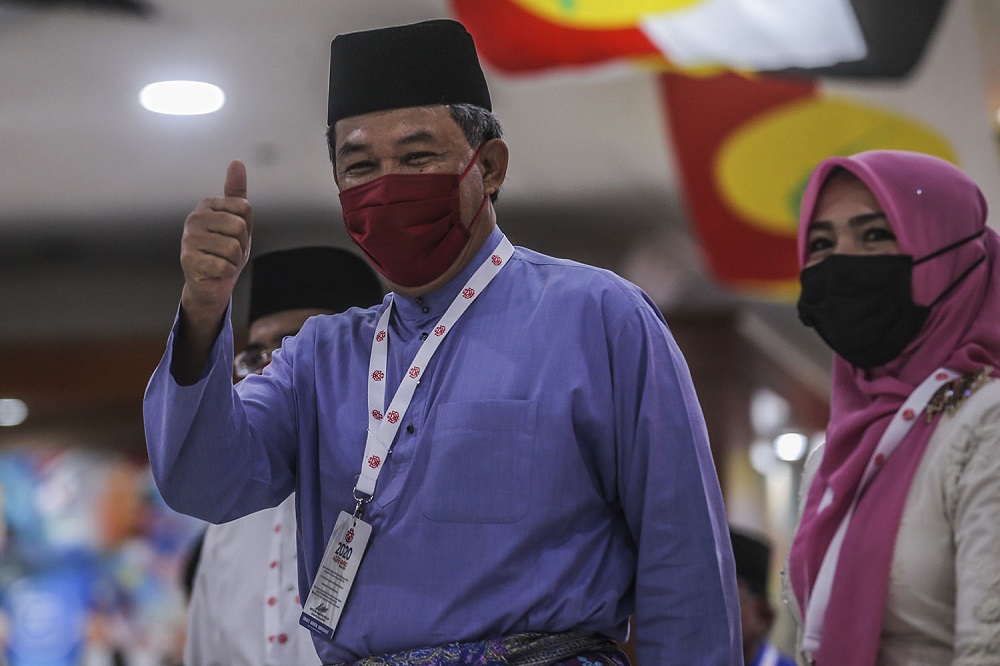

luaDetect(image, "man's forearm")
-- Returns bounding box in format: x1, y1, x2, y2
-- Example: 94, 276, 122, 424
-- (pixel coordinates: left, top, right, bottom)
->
171, 287, 230, 385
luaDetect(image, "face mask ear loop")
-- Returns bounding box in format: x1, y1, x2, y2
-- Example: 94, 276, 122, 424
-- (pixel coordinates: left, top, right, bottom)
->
912, 228, 985, 266
927, 255, 985, 309
457, 144, 489, 236
910, 228, 986, 309
458, 144, 485, 182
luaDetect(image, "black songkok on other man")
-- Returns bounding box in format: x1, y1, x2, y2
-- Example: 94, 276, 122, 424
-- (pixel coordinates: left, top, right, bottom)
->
730, 528, 772, 599
248, 247, 383, 327
327, 18, 492, 127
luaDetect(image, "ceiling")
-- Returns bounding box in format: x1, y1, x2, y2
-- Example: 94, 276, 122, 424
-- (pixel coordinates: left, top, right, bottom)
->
0, 0, 998, 388
0, 0, 717, 338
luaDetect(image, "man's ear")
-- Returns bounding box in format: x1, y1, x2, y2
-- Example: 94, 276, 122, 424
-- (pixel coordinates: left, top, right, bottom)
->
478, 138, 509, 197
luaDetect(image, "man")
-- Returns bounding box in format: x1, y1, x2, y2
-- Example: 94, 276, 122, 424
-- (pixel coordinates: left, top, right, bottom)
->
730, 529, 796, 666
144, 18, 740, 665
183, 246, 383, 666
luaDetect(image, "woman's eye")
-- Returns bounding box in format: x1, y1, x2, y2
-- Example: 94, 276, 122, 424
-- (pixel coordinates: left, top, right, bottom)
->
806, 237, 833, 254
863, 227, 897, 242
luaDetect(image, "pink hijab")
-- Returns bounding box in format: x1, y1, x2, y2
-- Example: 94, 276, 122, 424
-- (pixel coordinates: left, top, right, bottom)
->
787, 150, 1000, 665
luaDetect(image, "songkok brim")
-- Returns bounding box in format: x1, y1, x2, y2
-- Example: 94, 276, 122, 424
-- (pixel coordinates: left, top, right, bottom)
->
248, 246, 384, 326
328, 18, 491, 127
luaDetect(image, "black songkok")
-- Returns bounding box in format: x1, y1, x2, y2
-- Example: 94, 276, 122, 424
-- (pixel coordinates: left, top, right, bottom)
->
327, 18, 491, 127
248, 247, 383, 327
730, 528, 772, 599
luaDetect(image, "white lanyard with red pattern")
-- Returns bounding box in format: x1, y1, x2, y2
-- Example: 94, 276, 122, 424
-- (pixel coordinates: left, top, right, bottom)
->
300, 236, 515, 641
354, 235, 515, 502
800, 366, 959, 662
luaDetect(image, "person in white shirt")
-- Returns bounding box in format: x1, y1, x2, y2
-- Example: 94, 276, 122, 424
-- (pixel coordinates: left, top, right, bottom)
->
182, 245, 382, 666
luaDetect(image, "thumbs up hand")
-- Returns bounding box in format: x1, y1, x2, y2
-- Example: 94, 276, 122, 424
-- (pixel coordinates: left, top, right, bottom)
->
180, 160, 254, 317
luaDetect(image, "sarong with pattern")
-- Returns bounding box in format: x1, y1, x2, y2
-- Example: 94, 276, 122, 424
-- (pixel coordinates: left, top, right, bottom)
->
330, 631, 631, 666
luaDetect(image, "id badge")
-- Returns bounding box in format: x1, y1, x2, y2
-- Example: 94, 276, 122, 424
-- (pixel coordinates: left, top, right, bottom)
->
299, 510, 371, 639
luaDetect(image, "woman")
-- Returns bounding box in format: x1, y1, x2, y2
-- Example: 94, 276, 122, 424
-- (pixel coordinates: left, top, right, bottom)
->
785, 149, 1000, 665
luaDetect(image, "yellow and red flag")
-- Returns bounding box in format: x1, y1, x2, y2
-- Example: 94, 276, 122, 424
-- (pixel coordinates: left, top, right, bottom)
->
450, 0, 996, 297
451, 0, 945, 78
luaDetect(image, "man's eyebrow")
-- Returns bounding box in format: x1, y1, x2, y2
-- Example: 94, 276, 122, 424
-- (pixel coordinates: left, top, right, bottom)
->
336, 140, 367, 162
395, 130, 437, 147
336, 130, 441, 162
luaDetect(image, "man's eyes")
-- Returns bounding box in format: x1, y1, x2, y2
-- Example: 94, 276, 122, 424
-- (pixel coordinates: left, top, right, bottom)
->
342, 152, 439, 170
342, 160, 375, 174
404, 151, 438, 164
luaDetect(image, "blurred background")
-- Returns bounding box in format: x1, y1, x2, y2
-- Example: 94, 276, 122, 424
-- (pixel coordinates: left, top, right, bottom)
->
1, 0, 999, 662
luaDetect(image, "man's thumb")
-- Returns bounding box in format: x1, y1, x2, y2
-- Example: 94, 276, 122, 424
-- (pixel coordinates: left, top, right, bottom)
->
224, 159, 247, 199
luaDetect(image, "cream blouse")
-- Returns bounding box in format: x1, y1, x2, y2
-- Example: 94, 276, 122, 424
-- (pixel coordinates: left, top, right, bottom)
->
784, 378, 1000, 665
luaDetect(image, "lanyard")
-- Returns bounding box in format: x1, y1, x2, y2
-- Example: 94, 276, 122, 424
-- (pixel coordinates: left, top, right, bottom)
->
353, 236, 515, 505
801, 366, 959, 659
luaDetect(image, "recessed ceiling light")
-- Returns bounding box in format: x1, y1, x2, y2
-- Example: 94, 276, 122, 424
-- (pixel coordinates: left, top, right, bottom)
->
0, 398, 28, 427
773, 431, 808, 462
139, 80, 225, 116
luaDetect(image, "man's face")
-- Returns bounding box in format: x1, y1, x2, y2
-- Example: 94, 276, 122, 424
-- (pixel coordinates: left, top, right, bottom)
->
332, 105, 494, 294
334, 105, 477, 183
234, 307, 332, 379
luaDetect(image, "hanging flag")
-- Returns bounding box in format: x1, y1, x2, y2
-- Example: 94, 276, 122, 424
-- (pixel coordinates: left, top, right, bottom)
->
656, 2, 1000, 295
450, 0, 662, 74
660, 72, 958, 296
450, 0, 996, 296
451, 0, 946, 78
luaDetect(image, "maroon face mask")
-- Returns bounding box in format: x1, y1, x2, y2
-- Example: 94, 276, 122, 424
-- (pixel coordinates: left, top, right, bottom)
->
340, 148, 487, 288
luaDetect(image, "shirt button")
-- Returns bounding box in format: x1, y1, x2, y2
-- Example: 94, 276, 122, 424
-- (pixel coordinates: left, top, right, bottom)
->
267, 596, 277, 606
421, 306, 430, 313
269, 560, 278, 568
406, 425, 415, 434
420, 332, 429, 340
277, 634, 289, 644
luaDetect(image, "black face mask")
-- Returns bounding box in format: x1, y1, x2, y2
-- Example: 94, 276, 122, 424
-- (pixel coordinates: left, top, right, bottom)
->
797, 231, 985, 369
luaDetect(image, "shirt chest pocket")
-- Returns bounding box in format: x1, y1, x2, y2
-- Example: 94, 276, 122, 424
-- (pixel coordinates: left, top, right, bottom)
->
421, 399, 537, 523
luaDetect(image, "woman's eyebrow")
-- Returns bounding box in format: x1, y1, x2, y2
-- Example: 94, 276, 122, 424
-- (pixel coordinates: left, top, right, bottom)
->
847, 212, 888, 227
806, 212, 887, 234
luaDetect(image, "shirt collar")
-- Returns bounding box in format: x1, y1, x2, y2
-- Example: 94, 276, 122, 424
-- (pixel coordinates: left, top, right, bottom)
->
391, 225, 505, 322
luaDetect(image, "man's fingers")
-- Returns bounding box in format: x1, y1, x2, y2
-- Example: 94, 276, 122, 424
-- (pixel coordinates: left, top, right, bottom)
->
223, 159, 252, 253
177, 160, 251, 314
224, 159, 247, 199
185, 211, 250, 261
198, 208, 250, 239
185, 225, 247, 263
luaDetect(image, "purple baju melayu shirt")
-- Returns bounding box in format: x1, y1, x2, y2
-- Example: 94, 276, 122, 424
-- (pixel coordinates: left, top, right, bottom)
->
144, 226, 741, 665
